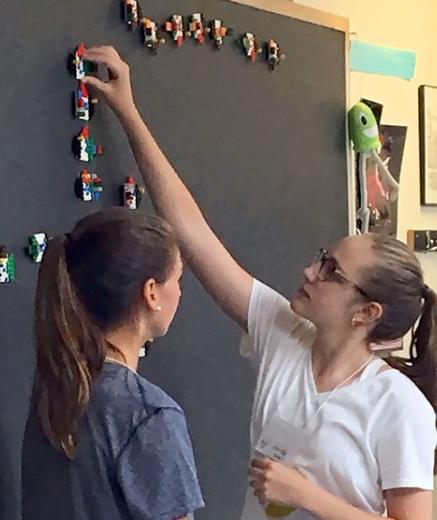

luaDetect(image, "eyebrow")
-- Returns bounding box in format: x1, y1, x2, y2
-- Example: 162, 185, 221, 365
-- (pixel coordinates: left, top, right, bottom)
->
326, 252, 341, 269
327, 253, 349, 277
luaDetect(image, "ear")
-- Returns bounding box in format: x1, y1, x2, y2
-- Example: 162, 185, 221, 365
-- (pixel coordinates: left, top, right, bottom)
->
142, 279, 161, 311
352, 301, 383, 326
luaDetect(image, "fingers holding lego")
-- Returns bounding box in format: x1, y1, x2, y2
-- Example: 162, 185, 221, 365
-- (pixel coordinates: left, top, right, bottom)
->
83, 45, 131, 92
84, 45, 126, 75
82, 45, 134, 113
82, 75, 108, 95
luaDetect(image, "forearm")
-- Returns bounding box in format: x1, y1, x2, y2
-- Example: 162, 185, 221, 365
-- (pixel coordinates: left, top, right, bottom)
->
82, 45, 253, 327
117, 104, 209, 241
302, 481, 394, 520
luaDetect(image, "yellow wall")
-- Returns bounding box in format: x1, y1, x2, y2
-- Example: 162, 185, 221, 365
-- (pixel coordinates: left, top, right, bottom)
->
297, 0, 437, 290
297, 1, 437, 515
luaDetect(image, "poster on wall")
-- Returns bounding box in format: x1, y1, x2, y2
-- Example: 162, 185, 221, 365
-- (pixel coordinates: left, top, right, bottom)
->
361, 125, 407, 236
419, 85, 437, 206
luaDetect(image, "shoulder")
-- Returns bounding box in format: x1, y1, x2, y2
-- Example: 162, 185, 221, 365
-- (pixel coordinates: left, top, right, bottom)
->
374, 370, 436, 434
373, 370, 437, 491
242, 280, 314, 379
138, 406, 190, 443
249, 279, 315, 340
383, 370, 435, 419
135, 373, 181, 413
91, 362, 181, 424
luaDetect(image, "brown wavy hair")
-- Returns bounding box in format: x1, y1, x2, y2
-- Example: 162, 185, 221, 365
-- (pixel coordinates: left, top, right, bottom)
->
33, 208, 177, 459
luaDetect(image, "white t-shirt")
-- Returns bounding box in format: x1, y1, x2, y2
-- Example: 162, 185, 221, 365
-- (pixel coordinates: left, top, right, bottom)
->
240, 280, 437, 520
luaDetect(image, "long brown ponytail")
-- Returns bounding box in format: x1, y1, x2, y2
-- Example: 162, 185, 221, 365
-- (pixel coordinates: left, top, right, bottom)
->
34, 236, 106, 458
388, 286, 437, 412
33, 209, 177, 459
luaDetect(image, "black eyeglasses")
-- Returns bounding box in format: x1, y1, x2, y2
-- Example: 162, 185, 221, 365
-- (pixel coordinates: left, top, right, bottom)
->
312, 248, 369, 299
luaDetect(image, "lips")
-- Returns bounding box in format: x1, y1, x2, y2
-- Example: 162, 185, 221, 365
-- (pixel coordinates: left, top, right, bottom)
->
297, 286, 309, 298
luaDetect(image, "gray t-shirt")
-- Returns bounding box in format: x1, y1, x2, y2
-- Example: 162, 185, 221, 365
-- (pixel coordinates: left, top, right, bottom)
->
22, 360, 204, 520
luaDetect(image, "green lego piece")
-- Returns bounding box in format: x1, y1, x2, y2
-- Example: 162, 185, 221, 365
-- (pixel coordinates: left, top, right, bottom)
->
7, 254, 15, 281
29, 237, 38, 261
86, 137, 96, 159
83, 60, 95, 76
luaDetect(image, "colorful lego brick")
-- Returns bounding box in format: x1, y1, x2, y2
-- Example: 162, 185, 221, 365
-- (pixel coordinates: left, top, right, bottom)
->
72, 126, 103, 163
121, 176, 144, 209
186, 13, 205, 44
73, 81, 98, 121
164, 15, 184, 47
266, 39, 285, 70
142, 18, 165, 54
121, 0, 141, 30
28, 233, 48, 263
0, 246, 15, 283
241, 32, 262, 63
68, 43, 97, 80
208, 19, 232, 49
75, 169, 103, 202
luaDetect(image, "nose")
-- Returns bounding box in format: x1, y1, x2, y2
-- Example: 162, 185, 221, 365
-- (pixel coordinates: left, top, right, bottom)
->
304, 262, 319, 284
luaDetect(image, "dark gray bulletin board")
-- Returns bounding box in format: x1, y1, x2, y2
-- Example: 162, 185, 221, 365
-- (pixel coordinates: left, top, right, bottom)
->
0, 1, 349, 518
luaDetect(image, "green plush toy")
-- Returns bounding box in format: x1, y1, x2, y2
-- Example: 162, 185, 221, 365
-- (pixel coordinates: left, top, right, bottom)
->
348, 102, 399, 233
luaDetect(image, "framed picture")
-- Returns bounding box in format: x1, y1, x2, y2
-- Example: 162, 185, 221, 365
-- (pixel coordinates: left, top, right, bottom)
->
419, 85, 437, 205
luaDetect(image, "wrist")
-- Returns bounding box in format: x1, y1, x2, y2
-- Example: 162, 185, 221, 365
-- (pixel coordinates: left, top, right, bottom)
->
294, 477, 316, 511
114, 100, 139, 122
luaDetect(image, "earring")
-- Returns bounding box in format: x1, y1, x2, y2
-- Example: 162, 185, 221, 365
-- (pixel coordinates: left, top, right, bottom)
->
155, 306, 162, 312
351, 317, 357, 326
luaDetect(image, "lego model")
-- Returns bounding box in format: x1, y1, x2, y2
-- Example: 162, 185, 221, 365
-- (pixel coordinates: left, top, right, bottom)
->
142, 18, 165, 54
208, 19, 232, 49
73, 81, 98, 121
28, 233, 48, 263
164, 15, 184, 47
241, 32, 262, 63
68, 43, 96, 80
121, 0, 141, 30
348, 102, 399, 233
0, 246, 15, 283
72, 126, 103, 162
186, 13, 206, 44
266, 39, 285, 70
121, 176, 144, 209
75, 169, 103, 201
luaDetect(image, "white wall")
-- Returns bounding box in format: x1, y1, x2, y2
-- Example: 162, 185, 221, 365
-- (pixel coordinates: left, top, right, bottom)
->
297, 0, 437, 289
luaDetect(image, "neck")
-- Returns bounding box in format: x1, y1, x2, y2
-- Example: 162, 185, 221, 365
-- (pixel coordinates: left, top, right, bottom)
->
105, 326, 150, 372
311, 329, 373, 391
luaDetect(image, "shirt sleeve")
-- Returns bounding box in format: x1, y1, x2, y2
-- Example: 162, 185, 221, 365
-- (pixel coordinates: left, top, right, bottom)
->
240, 279, 313, 370
377, 397, 437, 490
116, 407, 205, 520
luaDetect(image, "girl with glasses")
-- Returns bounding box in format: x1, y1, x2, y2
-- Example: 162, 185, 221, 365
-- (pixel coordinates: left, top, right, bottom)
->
83, 45, 437, 520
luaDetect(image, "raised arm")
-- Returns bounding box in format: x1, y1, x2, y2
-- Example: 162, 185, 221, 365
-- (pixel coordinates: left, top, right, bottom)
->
83, 46, 253, 329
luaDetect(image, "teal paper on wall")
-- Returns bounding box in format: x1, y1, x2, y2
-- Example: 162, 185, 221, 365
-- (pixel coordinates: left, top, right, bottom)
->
350, 40, 416, 80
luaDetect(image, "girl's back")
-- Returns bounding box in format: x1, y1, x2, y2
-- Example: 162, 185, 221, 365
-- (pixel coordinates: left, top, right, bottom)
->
22, 360, 202, 520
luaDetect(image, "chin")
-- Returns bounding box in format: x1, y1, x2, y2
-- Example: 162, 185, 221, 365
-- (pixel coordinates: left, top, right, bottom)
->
155, 322, 172, 339
290, 295, 310, 320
